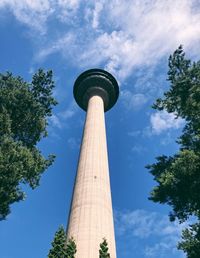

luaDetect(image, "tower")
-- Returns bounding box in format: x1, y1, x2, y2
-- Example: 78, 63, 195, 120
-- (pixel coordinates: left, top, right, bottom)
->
66, 69, 119, 258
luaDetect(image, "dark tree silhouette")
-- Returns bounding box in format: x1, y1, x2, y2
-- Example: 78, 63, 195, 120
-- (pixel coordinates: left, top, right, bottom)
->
147, 45, 200, 257
48, 226, 76, 258
0, 69, 57, 220
99, 238, 110, 258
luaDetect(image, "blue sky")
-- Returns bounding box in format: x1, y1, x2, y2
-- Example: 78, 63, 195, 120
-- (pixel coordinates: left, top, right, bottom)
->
0, 1, 200, 258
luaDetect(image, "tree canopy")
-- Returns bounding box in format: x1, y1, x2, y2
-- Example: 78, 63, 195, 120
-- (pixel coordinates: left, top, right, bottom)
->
178, 223, 200, 258
147, 45, 200, 257
0, 69, 57, 220
48, 226, 76, 258
99, 238, 110, 258
66, 237, 76, 258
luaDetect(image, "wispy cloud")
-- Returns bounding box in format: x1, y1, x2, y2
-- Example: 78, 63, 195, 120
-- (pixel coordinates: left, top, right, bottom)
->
59, 101, 77, 120
47, 102, 78, 136
128, 110, 184, 140
91, 1, 104, 30
67, 137, 79, 150
121, 90, 148, 110
1, 0, 200, 81
0, 0, 53, 34
56, 0, 81, 23
36, 33, 75, 61
116, 209, 184, 238
49, 114, 62, 129
115, 209, 187, 258
131, 144, 147, 154
150, 110, 184, 135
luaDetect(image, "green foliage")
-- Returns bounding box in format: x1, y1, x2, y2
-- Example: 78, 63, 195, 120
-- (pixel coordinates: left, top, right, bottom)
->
178, 223, 200, 258
147, 149, 200, 222
0, 69, 57, 220
66, 237, 76, 258
48, 226, 66, 258
99, 238, 110, 258
147, 45, 200, 257
48, 226, 76, 258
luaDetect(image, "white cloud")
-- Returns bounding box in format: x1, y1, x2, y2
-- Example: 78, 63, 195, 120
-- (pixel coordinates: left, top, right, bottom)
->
70, 0, 200, 79
57, 0, 80, 10
116, 209, 183, 238
121, 90, 148, 110
128, 130, 141, 137
160, 132, 174, 146
1, 0, 199, 81
150, 110, 184, 135
56, 0, 81, 23
128, 111, 184, 139
59, 101, 77, 120
0, 0, 82, 33
115, 209, 187, 258
132, 144, 147, 154
105, 0, 200, 78
78, 30, 138, 79
144, 241, 183, 258
67, 137, 79, 149
36, 33, 75, 61
47, 102, 78, 132
49, 114, 62, 129
0, 0, 53, 34
91, 1, 104, 29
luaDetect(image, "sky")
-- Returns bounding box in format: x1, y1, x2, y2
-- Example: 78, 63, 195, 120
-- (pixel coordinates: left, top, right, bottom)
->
0, 1, 200, 258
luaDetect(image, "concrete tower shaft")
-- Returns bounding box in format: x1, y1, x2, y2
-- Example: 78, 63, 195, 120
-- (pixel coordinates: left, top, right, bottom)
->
67, 69, 119, 258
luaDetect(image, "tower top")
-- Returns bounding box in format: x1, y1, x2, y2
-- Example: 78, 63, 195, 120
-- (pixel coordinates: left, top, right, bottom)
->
73, 68, 119, 112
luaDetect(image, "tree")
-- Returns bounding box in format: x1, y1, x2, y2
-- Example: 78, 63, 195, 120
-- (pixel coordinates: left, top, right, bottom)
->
99, 238, 110, 258
146, 45, 200, 257
178, 223, 200, 258
48, 226, 66, 258
0, 69, 57, 220
48, 226, 76, 258
66, 237, 76, 258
